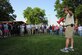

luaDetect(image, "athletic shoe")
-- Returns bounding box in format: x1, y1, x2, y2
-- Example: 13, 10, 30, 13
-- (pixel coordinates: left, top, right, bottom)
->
68, 48, 74, 51
60, 48, 69, 53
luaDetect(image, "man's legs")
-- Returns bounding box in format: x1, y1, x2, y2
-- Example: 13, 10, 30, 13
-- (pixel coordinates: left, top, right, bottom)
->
65, 38, 74, 48
70, 38, 74, 48
65, 38, 70, 48
60, 37, 74, 52
60, 38, 69, 53
68, 38, 74, 51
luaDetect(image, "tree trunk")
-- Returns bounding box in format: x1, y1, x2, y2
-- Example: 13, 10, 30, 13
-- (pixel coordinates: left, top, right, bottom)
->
75, 17, 78, 26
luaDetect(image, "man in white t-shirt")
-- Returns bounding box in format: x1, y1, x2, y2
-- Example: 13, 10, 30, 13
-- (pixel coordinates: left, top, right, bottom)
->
60, 6, 74, 53
20, 24, 25, 36
78, 25, 82, 36
26, 24, 32, 35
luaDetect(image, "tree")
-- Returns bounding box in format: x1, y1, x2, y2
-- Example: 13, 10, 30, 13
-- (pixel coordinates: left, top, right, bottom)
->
23, 7, 33, 24
54, 0, 82, 25
23, 7, 47, 24
54, 0, 64, 18
0, 0, 16, 21
75, 5, 82, 25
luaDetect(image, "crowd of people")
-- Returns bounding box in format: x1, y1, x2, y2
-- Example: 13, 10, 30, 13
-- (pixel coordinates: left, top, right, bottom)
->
0, 22, 82, 38
48, 24, 82, 36
0, 22, 22, 38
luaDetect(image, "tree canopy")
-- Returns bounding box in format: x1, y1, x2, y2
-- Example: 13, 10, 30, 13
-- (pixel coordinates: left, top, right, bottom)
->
54, 0, 82, 25
23, 7, 48, 24
0, 0, 16, 21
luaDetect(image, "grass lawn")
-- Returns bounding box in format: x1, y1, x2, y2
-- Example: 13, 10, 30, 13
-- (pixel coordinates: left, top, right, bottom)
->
0, 34, 82, 55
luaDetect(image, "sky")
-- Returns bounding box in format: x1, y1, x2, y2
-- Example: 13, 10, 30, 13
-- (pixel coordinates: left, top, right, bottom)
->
10, 0, 58, 25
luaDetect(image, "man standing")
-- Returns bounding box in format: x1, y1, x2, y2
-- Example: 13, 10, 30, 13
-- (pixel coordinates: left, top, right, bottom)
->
78, 25, 82, 36
60, 6, 74, 53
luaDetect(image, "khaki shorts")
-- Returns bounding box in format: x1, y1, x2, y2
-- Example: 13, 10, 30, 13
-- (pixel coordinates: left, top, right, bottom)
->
65, 26, 74, 38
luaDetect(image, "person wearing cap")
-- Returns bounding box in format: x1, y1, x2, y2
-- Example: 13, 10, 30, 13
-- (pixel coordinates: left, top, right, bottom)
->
60, 6, 75, 53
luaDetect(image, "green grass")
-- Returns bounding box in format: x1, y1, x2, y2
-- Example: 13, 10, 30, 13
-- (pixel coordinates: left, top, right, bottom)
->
0, 34, 82, 55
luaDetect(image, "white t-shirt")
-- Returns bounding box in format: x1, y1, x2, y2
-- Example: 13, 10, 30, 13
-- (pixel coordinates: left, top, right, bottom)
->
78, 26, 82, 31
20, 25, 24, 32
26, 25, 31, 29
65, 13, 74, 25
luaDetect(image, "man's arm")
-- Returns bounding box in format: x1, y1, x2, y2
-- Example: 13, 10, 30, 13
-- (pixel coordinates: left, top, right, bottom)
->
68, 10, 73, 16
